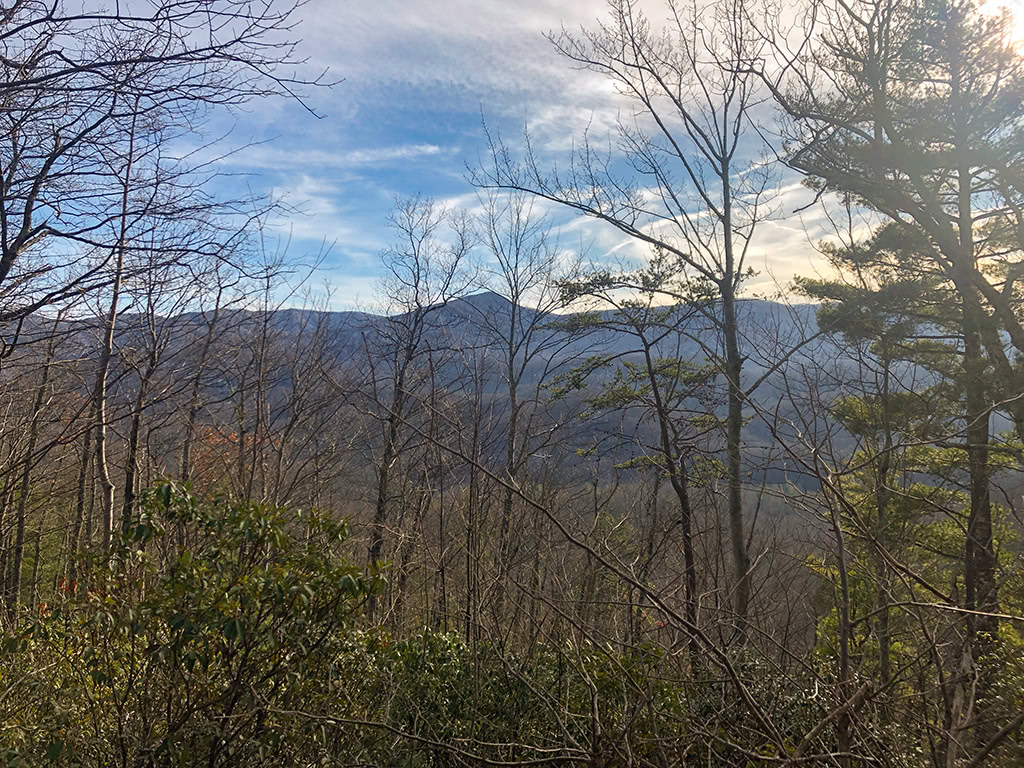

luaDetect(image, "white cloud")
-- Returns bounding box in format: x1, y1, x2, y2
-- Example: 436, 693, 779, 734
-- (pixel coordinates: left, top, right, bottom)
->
340, 144, 450, 164
295, 0, 630, 141
268, 175, 368, 247
251, 0, 870, 300
227, 143, 458, 171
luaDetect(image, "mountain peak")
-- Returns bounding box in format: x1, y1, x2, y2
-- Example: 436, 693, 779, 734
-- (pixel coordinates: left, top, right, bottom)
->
454, 291, 514, 313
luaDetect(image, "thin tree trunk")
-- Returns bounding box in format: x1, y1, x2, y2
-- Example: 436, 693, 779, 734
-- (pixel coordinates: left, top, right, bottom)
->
875, 355, 894, 716
68, 411, 95, 585
497, 316, 520, 619
0, 483, 11, 605
640, 339, 698, 651
963, 313, 997, 748
721, 277, 750, 643
5, 328, 56, 619
367, 338, 415, 620
94, 112, 137, 550
180, 296, 222, 484
394, 480, 429, 630
121, 346, 158, 531
464, 374, 482, 645
829, 501, 854, 768
29, 504, 48, 604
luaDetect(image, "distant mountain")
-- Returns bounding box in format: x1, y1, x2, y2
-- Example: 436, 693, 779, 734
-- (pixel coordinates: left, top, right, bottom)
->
14, 294, 840, 490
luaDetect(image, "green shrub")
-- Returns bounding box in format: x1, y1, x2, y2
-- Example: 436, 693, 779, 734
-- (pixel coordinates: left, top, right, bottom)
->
1, 483, 372, 767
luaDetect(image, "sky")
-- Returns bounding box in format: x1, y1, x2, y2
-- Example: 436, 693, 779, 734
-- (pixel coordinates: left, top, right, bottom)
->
211, 0, 902, 310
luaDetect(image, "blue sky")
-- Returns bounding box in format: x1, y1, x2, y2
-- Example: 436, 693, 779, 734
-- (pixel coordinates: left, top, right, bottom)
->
214, 0, 835, 310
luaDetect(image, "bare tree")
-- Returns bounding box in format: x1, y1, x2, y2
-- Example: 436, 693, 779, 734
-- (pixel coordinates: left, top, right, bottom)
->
0, 0, 325, 327
559, 266, 722, 653
358, 197, 473, 619
473, 0, 779, 635
467, 189, 588, 622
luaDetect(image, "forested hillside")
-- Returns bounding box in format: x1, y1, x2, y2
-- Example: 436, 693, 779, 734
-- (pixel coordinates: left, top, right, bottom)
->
1, 0, 1023, 766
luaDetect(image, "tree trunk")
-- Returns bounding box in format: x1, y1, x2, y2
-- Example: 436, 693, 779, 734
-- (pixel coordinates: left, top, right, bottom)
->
5, 330, 56, 619
367, 336, 416, 620
180, 297, 222, 485
721, 279, 750, 640
121, 347, 159, 532
68, 413, 94, 584
94, 115, 137, 551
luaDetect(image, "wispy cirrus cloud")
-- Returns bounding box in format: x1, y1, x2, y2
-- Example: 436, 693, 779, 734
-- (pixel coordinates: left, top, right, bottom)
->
341, 143, 455, 164
219, 0, 839, 306
227, 143, 459, 171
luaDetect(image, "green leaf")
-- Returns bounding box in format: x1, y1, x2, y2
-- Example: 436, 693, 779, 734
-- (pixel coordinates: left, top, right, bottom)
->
45, 740, 64, 762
